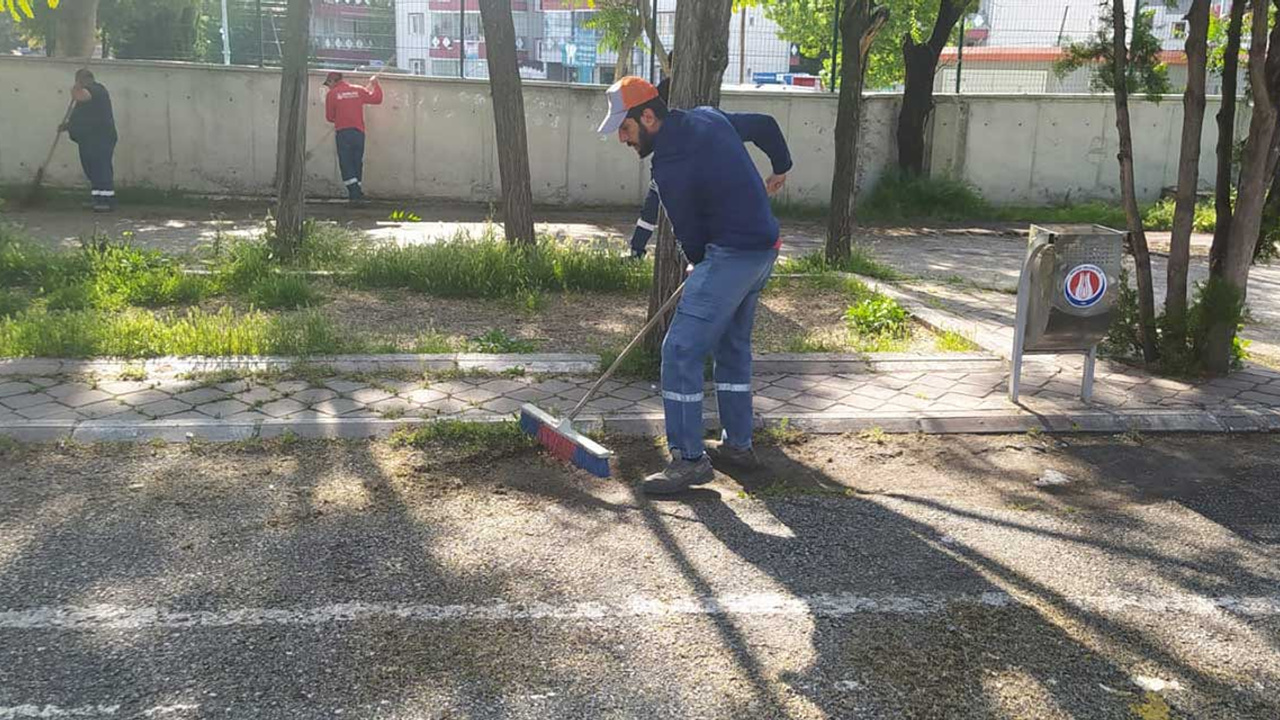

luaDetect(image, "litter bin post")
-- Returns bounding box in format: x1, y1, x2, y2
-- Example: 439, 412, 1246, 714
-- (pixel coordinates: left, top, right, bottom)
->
1009, 225, 1126, 404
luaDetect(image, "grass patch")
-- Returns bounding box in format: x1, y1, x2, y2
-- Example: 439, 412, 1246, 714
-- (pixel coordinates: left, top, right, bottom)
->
934, 329, 980, 352
348, 233, 649, 299
859, 172, 993, 222
598, 345, 662, 380
0, 307, 351, 359
387, 420, 532, 455
775, 248, 902, 281
991, 201, 1128, 228
2, 229, 212, 310
246, 275, 323, 310
467, 328, 537, 354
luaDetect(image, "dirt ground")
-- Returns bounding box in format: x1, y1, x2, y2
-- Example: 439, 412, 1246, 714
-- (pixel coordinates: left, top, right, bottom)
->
304, 279, 949, 354
1, 431, 1277, 718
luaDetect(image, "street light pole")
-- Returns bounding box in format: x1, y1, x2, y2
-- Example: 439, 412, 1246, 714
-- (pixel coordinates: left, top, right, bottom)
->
221, 0, 233, 65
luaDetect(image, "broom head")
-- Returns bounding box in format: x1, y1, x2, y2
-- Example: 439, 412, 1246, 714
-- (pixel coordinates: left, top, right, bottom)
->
519, 403, 612, 478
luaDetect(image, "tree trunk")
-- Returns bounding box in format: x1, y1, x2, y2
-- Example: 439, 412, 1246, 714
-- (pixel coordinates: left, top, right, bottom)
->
1112, 0, 1160, 364
637, 0, 671, 76
1164, 0, 1210, 348
1255, 159, 1280, 261
53, 0, 99, 58
479, 0, 536, 245
826, 0, 889, 265
272, 0, 310, 257
1210, 0, 1246, 274
1202, 0, 1280, 374
896, 0, 966, 176
644, 0, 733, 352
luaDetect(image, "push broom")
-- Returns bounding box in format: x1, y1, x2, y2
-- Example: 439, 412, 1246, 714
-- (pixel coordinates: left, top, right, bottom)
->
22, 98, 77, 207
520, 279, 687, 478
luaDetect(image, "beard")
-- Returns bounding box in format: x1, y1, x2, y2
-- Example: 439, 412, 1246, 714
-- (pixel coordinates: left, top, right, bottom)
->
630, 122, 655, 159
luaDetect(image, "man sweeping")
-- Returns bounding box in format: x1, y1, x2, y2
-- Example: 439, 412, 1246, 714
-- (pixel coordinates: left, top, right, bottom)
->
59, 69, 117, 213
598, 77, 792, 495
323, 71, 383, 204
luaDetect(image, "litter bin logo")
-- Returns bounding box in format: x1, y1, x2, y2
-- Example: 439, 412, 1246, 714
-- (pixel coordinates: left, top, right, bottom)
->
1064, 264, 1107, 308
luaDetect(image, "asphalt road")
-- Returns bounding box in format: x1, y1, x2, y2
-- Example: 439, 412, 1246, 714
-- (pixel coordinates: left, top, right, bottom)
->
1, 433, 1278, 719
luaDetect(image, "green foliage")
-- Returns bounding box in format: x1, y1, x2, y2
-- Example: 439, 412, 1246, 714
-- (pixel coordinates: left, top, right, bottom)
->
598, 344, 663, 380
99, 0, 206, 60
1100, 268, 1143, 361
1054, 1, 1170, 100
934, 329, 978, 352
246, 275, 322, 310
0, 307, 349, 358
762, 0, 966, 90
860, 171, 992, 221
387, 420, 533, 455
468, 328, 537, 354
1141, 196, 1218, 233
0, 289, 27, 318
1106, 270, 1250, 374
775, 248, 901, 280
1, 229, 211, 310
349, 234, 648, 298
1188, 276, 1249, 371
844, 294, 908, 335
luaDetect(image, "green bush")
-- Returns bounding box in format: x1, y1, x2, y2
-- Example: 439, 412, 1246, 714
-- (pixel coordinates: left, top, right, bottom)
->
844, 295, 909, 336
0, 289, 27, 319
1142, 196, 1217, 233
860, 172, 992, 222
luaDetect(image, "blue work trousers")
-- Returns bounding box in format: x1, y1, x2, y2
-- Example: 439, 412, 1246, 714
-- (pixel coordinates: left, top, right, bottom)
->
77, 138, 116, 207
336, 128, 366, 199
661, 244, 778, 460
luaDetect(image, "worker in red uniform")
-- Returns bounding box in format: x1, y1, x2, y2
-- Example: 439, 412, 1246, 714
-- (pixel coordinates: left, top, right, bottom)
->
323, 71, 383, 204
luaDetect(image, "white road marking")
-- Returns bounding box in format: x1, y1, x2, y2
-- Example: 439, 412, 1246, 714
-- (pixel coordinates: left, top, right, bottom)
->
0, 706, 197, 719
0, 706, 120, 719
0, 592, 1277, 631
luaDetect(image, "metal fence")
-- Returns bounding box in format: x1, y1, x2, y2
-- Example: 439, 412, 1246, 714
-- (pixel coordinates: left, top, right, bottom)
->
934, 0, 1219, 95
1, 0, 1228, 95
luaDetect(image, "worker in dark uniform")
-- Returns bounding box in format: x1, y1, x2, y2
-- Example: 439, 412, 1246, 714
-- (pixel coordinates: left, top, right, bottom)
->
59, 69, 118, 213
598, 77, 792, 494
323, 71, 383, 204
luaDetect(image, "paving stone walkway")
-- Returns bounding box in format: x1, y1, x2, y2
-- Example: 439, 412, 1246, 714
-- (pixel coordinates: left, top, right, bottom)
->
2, 353, 1277, 443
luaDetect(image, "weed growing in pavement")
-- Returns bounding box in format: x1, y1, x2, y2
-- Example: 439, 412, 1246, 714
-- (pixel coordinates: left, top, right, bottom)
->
761, 419, 806, 446
934, 329, 980, 353
117, 364, 148, 382
858, 427, 888, 444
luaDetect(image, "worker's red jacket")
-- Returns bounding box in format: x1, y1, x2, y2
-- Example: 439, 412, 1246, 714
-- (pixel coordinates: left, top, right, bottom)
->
325, 80, 383, 133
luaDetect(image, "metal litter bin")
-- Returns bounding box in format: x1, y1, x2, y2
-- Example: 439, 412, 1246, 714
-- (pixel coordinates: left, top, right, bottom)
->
1010, 224, 1126, 403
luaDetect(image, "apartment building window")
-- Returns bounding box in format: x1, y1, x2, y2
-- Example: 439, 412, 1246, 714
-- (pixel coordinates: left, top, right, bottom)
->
410, 58, 426, 75
409, 12, 425, 35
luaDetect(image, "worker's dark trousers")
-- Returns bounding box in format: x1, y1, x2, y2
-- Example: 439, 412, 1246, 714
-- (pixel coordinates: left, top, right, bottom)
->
336, 128, 366, 200
76, 138, 116, 209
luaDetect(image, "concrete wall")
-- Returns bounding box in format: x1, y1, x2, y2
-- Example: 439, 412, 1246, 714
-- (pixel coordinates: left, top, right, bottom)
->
0, 56, 1244, 208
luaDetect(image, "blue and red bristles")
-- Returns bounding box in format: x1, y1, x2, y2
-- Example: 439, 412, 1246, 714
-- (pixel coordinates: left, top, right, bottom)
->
519, 403, 613, 478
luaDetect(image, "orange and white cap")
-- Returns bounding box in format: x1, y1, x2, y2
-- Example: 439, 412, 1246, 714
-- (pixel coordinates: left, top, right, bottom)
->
597, 76, 660, 134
